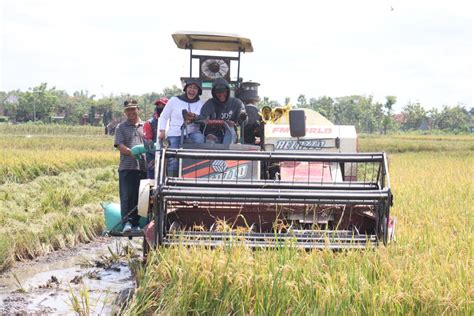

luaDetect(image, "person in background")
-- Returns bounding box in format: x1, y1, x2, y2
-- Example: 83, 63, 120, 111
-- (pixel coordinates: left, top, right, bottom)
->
158, 78, 204, 176
114, 99, 147, 233
242, 97, 261, 145
143, 97, 168, 179
197, 78, 247, 144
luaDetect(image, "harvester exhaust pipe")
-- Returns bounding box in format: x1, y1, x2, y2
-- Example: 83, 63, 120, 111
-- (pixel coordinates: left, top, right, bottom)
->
289, 109, 306, 138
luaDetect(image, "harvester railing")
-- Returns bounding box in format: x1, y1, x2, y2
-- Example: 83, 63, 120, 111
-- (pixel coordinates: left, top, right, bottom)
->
167, 179, 380, 190
166, 149, 386, 162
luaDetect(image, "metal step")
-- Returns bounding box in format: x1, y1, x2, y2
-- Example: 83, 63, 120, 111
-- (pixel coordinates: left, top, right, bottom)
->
105, 230, 144, 238
162, 231, 377, 249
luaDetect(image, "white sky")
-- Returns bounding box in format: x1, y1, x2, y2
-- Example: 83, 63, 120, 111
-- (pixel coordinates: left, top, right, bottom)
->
1, 0, 472, 111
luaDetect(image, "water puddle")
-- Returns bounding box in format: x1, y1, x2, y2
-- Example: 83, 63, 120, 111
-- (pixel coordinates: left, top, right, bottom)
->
0, 237, 139, 315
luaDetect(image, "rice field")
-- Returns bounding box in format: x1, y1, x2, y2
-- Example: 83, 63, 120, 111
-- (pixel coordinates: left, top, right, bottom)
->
125, 136, 473, 314
0, 124, 105, 136
358, 133, 474, 153
0, 128, 116, 184
0, 126, 472, 314
0, 126, 118, 271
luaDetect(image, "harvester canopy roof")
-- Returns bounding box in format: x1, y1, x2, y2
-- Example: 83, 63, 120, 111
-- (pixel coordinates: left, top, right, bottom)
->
172, 31, 254, 52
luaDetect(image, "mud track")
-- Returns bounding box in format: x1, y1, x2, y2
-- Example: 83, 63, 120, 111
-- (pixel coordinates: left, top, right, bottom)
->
0, 237, 139, 315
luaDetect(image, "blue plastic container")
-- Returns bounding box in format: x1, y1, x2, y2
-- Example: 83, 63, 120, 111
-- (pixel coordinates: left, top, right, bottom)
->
101, 202, 148, 232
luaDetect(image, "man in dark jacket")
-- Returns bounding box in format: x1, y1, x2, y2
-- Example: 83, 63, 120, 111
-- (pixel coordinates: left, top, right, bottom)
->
198, 78, 247, 144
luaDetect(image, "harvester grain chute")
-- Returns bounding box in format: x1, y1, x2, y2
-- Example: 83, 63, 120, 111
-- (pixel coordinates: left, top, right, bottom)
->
108, 32, 395, 251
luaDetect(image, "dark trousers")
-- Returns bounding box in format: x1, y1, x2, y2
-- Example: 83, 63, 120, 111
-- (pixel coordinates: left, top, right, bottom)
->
119, 170, 147, 226
146, 152, 155, 179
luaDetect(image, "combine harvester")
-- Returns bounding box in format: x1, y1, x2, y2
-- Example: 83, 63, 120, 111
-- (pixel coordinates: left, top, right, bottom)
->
113, 32, 395, 252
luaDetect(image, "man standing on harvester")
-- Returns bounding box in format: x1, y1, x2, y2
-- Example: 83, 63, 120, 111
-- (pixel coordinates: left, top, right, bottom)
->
114, 99, 147, 234
197, 78, 247, 144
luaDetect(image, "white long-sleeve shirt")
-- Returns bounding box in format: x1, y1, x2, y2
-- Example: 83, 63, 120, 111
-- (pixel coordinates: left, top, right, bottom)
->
158, 96, 203, 137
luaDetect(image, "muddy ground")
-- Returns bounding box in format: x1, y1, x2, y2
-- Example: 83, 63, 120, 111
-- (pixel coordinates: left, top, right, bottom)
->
0, 237, 139, 315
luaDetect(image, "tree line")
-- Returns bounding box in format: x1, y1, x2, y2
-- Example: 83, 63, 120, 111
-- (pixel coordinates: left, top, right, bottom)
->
0, 83, 472, 133
294, 94, 472, 133
0, 83, 182, 126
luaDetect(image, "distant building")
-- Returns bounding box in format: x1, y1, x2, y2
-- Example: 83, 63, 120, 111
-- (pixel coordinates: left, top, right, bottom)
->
393, 113, 406, 124
50, 116, 65, 123
80, 113, 102, 125
419, 118, 429, 130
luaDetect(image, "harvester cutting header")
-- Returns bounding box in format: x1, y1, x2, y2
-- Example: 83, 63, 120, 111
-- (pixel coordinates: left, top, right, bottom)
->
111, 32, 395, 251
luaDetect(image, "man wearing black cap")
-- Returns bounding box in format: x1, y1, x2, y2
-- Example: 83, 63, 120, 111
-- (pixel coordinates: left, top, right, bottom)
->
114, 99, 147, 233
198, 78, 247, 144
